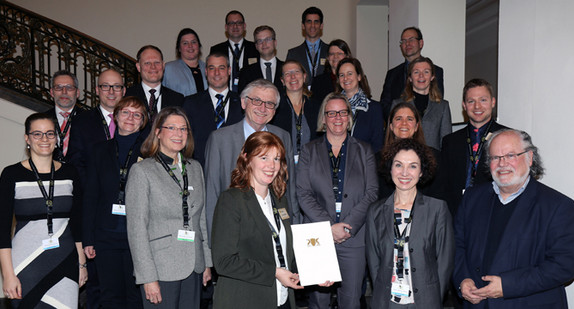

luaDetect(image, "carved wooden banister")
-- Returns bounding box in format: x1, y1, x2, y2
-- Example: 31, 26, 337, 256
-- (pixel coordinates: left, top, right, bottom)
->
0, 1, 139, 110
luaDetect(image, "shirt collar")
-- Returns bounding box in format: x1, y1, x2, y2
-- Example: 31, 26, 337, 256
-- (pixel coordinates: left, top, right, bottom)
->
242, 118, 267, 140
229, 38, 244, 48
492, 176, 531, 204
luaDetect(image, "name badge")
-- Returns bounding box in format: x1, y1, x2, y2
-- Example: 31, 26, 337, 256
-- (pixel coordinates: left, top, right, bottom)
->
248, 57, 258, 65
177, 230, 195, 242
277, 208, 290, 220
391, 281, 410, 297
320, 58, 326, 65
335, 202, 342, 213
112, 204, 126, 216
233, 78, 239, 86
294, 154, 299, 165
42, 237, 60, 250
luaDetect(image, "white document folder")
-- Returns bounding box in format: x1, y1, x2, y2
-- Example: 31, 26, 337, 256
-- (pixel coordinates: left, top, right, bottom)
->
291, 221, 342, 286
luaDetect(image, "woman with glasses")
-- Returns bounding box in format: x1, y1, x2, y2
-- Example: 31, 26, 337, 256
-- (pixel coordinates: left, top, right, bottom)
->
336, 57, 385, 153
390, 57, 451, 150
311, 39, 352, 103
272, 60, 321, 163
0, 113, 87, 307
126, 107, 211, 308
163, 28, 207, 97
82, 97, 148, 308
297, 93, 378, 309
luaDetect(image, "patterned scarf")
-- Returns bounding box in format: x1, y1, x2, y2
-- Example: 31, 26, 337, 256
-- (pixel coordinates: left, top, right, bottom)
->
343, 88, 370, 114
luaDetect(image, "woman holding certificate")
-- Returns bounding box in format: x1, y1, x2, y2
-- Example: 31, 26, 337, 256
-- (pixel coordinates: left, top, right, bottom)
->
126, 107, 211, 309
296, 93, 379, 309
366, 138, 454, 309
211, 131, 302, 309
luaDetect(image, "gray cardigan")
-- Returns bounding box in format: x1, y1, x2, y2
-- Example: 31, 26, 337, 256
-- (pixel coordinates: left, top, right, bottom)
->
126, 157, 212, 284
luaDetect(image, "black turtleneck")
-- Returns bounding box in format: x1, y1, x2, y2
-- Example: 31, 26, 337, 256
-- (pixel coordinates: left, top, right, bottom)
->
413, 92, 429, 116
116, 131, 140, 166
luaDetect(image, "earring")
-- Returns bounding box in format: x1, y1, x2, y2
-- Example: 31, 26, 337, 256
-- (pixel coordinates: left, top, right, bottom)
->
26, 145, 30, 149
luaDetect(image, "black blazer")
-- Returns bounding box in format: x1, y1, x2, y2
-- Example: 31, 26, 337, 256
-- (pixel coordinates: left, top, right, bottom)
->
45, 105, 88, 162
125, 84, 184, 111
82, 135, 143, 249
286, 40, 328, 85
209, 40, 259, 69
67, 107, 113, 186
310, 71, 336, 103
440, 121, 507, 215
238, 58, 284, 94
271, 94, 321, 147
182, 90, 243, 167
352, 99, 385, 153
379, 61, 444, 121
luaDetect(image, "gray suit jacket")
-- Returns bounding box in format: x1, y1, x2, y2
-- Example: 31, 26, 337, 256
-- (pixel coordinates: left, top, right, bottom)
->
204, 120, 300, 242
391, 98, 452, 150
365, 192, 454, 309
296, 135, 378, 248
162, 59, 207, 97
126, 157, 212, 284
286, 40, 328, 85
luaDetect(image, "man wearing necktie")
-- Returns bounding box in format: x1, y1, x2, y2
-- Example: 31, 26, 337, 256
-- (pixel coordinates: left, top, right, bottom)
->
209, 10, 259, 93
182, 52, 243, 167
238, 25, 285, 94
286, 6, 329, 86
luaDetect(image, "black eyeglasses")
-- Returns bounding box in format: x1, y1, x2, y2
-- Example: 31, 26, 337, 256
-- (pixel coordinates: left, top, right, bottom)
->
325, 110, 350, 118
28, 131, 57, 140
246, 96, 277, 110
489, 151, 528, 164
52, 84, 77, 92
98, 84, 125, 92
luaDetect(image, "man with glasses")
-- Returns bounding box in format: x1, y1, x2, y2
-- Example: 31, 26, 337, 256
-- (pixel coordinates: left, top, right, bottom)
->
379, 27, 444, 120
204, 79, 299, 243
453, 129, 574, 308
441, 79, 508, 216
125, 45, 184, 121
183, 52, 243, 167
210, 10, 258, 93
286, 6, 328, 86
46, 70, 87, 162
238, 25, 284, 93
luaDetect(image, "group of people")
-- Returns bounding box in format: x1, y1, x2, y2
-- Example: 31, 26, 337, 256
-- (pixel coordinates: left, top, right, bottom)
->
1, 5, 574, 309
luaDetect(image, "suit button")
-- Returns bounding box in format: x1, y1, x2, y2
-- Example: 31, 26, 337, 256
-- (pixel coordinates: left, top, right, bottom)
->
413, 288, 418, 293
412, 268, 416, 272
475, 267, 480, 272
344, 194, 348, 198
409, 248, 414, 253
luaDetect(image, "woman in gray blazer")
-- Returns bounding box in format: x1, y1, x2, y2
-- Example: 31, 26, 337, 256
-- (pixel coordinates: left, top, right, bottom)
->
126, 107, 211, 309
297, 93, 379, 309
390, 57, 451, 150
211, 131, 303, 309
366, 138, 454, 309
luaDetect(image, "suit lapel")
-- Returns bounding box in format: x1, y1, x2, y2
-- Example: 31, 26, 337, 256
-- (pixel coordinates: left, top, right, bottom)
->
341, 138, 357, 219
383, 193, 396, 245
244, 189, 275, 254
407, 192, 426, 250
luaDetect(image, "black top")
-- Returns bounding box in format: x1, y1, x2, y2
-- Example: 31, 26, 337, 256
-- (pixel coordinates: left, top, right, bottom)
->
482, 195, 520, 274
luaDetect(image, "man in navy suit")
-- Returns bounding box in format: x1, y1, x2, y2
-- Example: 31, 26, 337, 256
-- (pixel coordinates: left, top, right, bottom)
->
379, 27, 444, 120
67, 69, 125, 184
209, 11, 259, 92
125, 45, 184, 121
453, 129, 574, 308
183, 52, 243, 167
286, 6, 328, 86
238, 25, 284, 94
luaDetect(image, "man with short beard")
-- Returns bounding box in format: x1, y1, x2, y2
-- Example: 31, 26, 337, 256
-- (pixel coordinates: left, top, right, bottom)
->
453, 129, 574, 309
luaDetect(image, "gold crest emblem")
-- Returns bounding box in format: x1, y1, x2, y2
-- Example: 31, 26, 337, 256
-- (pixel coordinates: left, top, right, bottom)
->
307, 238, 320, 247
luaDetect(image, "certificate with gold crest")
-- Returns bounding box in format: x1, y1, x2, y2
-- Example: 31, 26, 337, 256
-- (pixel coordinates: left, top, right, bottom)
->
291, 221, 342, 286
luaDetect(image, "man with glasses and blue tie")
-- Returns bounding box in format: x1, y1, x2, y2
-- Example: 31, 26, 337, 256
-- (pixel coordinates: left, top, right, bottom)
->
453, 128, 574, 309
182, 52, 243, 168
204, 79, 300, 243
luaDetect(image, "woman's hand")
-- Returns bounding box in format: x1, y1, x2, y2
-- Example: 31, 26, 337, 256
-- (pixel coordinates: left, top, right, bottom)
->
144, 281, 162, 304
79, 265, 88, 287
203, 267, 212, 286
276, 268, 304, 290
2, 274, 22, 299
84, 246, 96, 259
331, 223, 352, 244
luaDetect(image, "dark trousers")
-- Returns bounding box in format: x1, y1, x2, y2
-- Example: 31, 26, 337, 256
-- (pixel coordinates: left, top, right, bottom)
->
86, 259, 101, 309
141, 272, 201, 309
95, 248, 143, 309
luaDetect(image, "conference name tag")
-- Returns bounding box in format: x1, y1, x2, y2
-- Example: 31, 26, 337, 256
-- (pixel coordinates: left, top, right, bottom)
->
112, 204, 126, 216
42, 237, 60, 250
391, 282, 410, 297
177, 230, 195, 242
278, 208, 290, 220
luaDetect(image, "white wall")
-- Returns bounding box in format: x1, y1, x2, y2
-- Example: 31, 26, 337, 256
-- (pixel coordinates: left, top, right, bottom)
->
357, 4, 388, 99
0, 98, 34, 170
498, 0, 574, 303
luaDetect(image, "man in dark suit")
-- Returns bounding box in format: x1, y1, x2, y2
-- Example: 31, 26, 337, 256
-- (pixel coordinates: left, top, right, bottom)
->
204, 79, 299, 243
209, 10, 258, 93
453, 129, 574, 308
67, 69, 125, 184
45, 70, 87, 162
238, 25, 284, 94
125, 45, 184, 121
441, 79, 507, 216
379, 27, 444, 120
183, 52, 243, 167
286, 6, 328, 86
